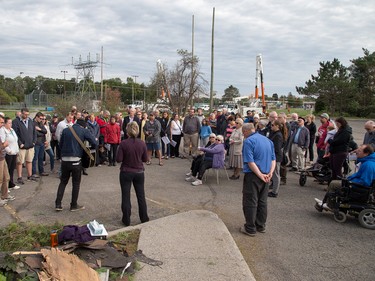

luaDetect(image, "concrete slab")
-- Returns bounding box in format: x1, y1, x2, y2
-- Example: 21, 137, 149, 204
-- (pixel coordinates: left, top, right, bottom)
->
133, 210, 255, 281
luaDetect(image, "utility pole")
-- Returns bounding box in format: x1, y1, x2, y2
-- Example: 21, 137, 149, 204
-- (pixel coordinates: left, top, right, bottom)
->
61, 70, 68, 99
209, 7, 215, 111
190, 14, 195, 109
132, 75, 138, 105
101, 46, 104, 101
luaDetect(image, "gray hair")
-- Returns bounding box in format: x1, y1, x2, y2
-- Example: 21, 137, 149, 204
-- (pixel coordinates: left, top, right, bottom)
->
216, 135, 224, 143
242, 123, 255, 132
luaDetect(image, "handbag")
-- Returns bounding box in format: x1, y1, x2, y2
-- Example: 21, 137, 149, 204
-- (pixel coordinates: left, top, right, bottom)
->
69, 126, 94, 168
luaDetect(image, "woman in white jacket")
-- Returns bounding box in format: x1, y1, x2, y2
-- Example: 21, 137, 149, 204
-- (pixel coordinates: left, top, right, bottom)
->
0, 117, 20, 190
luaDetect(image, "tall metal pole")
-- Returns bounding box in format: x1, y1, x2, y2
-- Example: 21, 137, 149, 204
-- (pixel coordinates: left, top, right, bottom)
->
61, 70, 68, 100
190, 14, 195, 109
132, 75, 138, 105
209, 7, 215, 111
100, 46, 104, 101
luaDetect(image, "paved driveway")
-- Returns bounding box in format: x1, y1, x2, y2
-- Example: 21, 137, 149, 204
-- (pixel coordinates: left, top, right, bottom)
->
1, 119, 373, 281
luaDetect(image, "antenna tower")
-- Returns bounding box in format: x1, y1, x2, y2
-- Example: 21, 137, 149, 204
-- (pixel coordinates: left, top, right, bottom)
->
72, 53, 100, 96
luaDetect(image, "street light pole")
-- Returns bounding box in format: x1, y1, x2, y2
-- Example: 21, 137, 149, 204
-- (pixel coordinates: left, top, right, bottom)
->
61, 70, 68, 99
132, 75, 138, 105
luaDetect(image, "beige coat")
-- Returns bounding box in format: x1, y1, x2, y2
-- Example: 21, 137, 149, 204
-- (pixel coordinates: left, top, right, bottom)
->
229, 127, 244, 155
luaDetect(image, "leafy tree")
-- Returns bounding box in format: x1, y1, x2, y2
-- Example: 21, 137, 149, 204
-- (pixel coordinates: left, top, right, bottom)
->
296, 58, 354, 115
222, 85, 240, 101
349, 48, 375, 117
272, 93, 279, 100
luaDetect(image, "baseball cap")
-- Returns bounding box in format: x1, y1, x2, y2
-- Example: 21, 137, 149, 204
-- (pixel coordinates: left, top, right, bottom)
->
320, 113, 329, 119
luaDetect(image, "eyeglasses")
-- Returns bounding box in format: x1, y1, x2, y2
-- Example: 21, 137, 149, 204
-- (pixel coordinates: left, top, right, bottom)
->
216, 138, 221, 141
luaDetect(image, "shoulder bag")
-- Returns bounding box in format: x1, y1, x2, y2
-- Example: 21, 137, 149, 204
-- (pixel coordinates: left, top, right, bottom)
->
69, 126, 95, 168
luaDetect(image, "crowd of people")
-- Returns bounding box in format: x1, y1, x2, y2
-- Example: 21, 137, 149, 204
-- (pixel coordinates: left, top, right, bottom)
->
1, 105, 374, 233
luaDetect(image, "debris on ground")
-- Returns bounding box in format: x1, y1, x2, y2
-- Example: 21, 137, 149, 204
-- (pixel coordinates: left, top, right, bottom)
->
0, 225, 162, 281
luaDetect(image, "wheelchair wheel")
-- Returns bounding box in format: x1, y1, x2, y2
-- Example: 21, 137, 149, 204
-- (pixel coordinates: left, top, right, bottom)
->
334, 211, 347, 223
299, 174, 307, 186
358, 209, 375, 230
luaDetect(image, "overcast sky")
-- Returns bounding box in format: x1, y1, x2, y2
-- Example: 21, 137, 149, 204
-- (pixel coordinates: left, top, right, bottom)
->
0, 0, 374, 97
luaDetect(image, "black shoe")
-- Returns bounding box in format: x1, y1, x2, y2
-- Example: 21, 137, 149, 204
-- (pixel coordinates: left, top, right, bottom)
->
229, 175, 240, 180
239, 226, 256, 237
55, 206, 63, 212
112, 163, 116, 166
256, 227, 266, 233
82, 170, 88, 175
70, 205, 85, 212
268, 192, 278, 198
289, 167, 298, 171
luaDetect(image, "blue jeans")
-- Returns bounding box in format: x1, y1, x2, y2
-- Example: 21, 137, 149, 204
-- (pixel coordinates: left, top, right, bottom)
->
45, 147, 55, 171
161, 142, 170, 157
32, 144, 45, 175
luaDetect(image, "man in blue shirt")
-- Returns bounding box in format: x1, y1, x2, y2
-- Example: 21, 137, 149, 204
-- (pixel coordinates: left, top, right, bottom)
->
241, 123, 276, 236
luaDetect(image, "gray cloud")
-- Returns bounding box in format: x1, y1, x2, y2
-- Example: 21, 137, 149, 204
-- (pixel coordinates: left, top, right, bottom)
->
0, 0, 374, 97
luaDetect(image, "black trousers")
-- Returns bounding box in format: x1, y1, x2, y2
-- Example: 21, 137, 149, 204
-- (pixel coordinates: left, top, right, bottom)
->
196, 159, 213, 180
55, 160, 82, 208
5, 154, 17, 188
50, 139, 61, 159
242, 172, 269, 233
119, 171, 149, 226
191, 155, 204, 175
170, 135, 182, 157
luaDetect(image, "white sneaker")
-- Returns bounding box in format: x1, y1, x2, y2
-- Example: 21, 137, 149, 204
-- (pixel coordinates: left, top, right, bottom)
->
314, 198, 323, 204
0, 199, 7, 206
185, 176, 196, 182
322, 203, 331, 210
11, 185, 21, 190
4, 195, 15, 201
186, 171, 192, 176
191, 179, 203, 186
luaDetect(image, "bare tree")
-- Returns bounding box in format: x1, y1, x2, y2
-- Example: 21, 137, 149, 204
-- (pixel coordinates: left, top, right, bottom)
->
153, 49, 207, 116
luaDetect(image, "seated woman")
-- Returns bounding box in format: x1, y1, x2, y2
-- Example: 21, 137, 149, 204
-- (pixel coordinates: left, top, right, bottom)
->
185, 133, 216, 181
315, 144, 375, 210
189, 135, 226, 186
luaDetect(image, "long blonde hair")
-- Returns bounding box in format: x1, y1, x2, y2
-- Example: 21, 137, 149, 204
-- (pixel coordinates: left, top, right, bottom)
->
127, 121, 139, 138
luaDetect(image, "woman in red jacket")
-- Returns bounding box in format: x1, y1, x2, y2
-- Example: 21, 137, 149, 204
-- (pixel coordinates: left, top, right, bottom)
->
105, 116, 121, 166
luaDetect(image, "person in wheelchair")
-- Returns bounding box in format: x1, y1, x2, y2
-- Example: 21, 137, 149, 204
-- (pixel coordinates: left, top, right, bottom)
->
315, 144, 375, 210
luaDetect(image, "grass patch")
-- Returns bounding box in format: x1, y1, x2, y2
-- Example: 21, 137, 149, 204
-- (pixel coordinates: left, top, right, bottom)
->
0, 222, 64, 251
109, 229, 140, 256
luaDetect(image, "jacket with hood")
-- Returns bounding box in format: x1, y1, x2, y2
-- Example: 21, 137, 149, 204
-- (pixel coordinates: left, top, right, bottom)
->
347, 152, 375, 187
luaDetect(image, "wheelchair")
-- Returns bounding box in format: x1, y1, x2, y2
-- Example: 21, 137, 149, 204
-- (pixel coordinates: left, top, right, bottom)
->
315, 179, 375, 229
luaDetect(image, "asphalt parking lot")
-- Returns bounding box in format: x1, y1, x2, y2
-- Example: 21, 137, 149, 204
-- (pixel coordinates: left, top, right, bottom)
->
1, 119, 373, 281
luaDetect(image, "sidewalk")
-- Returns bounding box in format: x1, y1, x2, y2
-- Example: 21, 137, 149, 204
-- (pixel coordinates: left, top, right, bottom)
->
109, 210, 255, 281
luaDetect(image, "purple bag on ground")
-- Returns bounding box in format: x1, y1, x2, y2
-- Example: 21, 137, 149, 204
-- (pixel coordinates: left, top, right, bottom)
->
58, 225, 94, 244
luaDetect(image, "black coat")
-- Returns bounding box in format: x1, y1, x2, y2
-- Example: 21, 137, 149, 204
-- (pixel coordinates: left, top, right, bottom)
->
269, 130, 283, 162
328, 126, 351, 154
